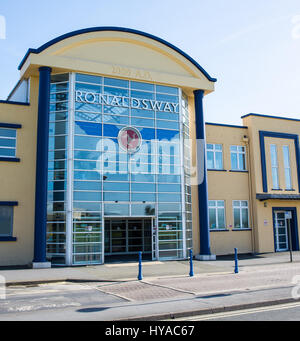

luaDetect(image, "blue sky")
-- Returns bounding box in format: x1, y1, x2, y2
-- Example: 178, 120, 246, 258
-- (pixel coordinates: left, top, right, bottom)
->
0, 0, 300, 125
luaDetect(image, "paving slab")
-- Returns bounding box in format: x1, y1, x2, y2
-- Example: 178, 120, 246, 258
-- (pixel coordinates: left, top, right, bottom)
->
0, 252, 299, 288
0, 259, 233, 286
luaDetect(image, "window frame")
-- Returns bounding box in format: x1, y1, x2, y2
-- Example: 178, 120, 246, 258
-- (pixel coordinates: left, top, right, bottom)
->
232, 200, 250, 230
270, 144, 280, 190
208, 200, 226, 230
0, 124, 21, 162
0, 203, 17, 241
282, 145, 292, 190
207, 144, 223, 170
230, 145, 247, 171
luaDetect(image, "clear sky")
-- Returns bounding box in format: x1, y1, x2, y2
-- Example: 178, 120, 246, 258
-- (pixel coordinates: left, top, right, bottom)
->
0, 0, 300, 125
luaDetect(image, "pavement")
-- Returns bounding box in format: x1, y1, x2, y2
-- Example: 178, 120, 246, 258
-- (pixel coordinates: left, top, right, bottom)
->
0, 252, 300, 321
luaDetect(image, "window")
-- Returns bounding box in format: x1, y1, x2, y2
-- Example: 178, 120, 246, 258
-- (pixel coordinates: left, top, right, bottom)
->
231, 146, 246, 171
209, 201, 226, 230
0, 128, 17, 158
283, 146, 292, 190
233, 201, 249, 229
0, 206, 13, 236
207, 144, 223, 170
270, 144, 280, 190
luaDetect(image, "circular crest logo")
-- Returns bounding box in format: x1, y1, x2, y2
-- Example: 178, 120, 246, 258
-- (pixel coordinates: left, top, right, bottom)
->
118, 127, 142, 154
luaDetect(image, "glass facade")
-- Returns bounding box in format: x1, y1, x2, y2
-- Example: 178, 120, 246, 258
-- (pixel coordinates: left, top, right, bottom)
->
47, 74, 69, 265
47, 72, 192, 265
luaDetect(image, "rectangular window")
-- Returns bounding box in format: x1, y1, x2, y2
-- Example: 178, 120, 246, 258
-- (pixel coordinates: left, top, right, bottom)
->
0, 128, 17, 158
270, 144, 280, 190
207, 144, 223, 170
233, 201, 249, 229
0, 206, 13, 236
209, 201, 226, 230
283, 146, 292, 190
230, 146, 246, 171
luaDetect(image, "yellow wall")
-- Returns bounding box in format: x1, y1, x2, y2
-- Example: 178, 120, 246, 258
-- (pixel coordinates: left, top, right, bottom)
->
205, 125, 253, 255
0, 76, 38, 266
243, 115, 300, 253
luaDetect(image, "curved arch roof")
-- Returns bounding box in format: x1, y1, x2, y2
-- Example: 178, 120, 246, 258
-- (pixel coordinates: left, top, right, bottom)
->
18, 26, 217, 83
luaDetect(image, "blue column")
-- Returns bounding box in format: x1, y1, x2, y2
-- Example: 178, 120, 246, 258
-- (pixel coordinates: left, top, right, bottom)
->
33, 67, 52, 264
194, 89, 211, 256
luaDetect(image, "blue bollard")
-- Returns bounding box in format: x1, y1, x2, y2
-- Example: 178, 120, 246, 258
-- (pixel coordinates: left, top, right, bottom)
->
189, 249, 194, 277
234, 248, 239, 274
138, 252, 143, 281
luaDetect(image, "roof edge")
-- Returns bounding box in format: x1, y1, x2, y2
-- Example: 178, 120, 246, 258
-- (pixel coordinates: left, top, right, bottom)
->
18, 27, 217, 83
241, 113, 300, 123
206, 122, 247, 129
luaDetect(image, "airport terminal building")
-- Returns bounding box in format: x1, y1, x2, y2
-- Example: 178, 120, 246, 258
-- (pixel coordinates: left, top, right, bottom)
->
0, 27, 300, 268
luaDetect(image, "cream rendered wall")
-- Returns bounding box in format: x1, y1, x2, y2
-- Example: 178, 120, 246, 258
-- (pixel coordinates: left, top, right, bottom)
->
0, 76, 38, 266
20, 30, 215, 94
206, 125, 253, 255
242, 115, 300, 253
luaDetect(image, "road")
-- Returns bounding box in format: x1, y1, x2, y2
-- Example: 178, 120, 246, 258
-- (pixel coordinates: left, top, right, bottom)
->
174, 302, 300, 321
1, 261, 300, 321
0, 280, 298, 321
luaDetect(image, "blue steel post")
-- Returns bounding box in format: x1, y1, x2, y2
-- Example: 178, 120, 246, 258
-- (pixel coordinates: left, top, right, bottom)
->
194, 90, 211, 257
33, 67, 52, 265
189, 249, 194, 277
234, 248, 239, 274
138, 252, 143, 281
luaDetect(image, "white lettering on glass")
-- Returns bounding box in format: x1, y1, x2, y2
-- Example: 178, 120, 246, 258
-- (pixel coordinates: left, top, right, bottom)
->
75, 90, 179, 113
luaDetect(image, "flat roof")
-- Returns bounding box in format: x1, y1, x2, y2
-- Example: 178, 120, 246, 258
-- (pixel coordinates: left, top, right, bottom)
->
241, 113, 300, 123
205, 122, 247, 129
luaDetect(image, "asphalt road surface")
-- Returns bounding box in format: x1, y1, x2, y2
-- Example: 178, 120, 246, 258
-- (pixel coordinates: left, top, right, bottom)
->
1, 281, 300, 321
175, 302, 300, 321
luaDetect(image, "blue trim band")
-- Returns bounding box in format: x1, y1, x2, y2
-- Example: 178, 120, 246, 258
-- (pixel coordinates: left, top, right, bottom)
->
206, 122, 247, 129
229, 170, 249, 173
0, 100, 29, 106
259, 131, 300, 193
0, 202, 18, 206
18, 27, 217, 83
257, 194, 300, 201
0, 123, 22, 129
0, 157, 20, 162
210, 229, 230, 232
33, 66, 52, 264
194, 89, 211, 256
242, 113, 300, 123
0, 237, 17, 242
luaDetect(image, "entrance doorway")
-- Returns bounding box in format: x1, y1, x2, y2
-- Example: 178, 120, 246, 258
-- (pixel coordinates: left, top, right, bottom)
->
104, 218, 154, 262
274, 211, 289, 252
273, 208, 300, 252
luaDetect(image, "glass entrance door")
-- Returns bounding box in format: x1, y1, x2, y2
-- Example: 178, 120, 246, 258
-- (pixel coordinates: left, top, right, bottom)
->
274, 211, 289, 252
105, 218, 153, 259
